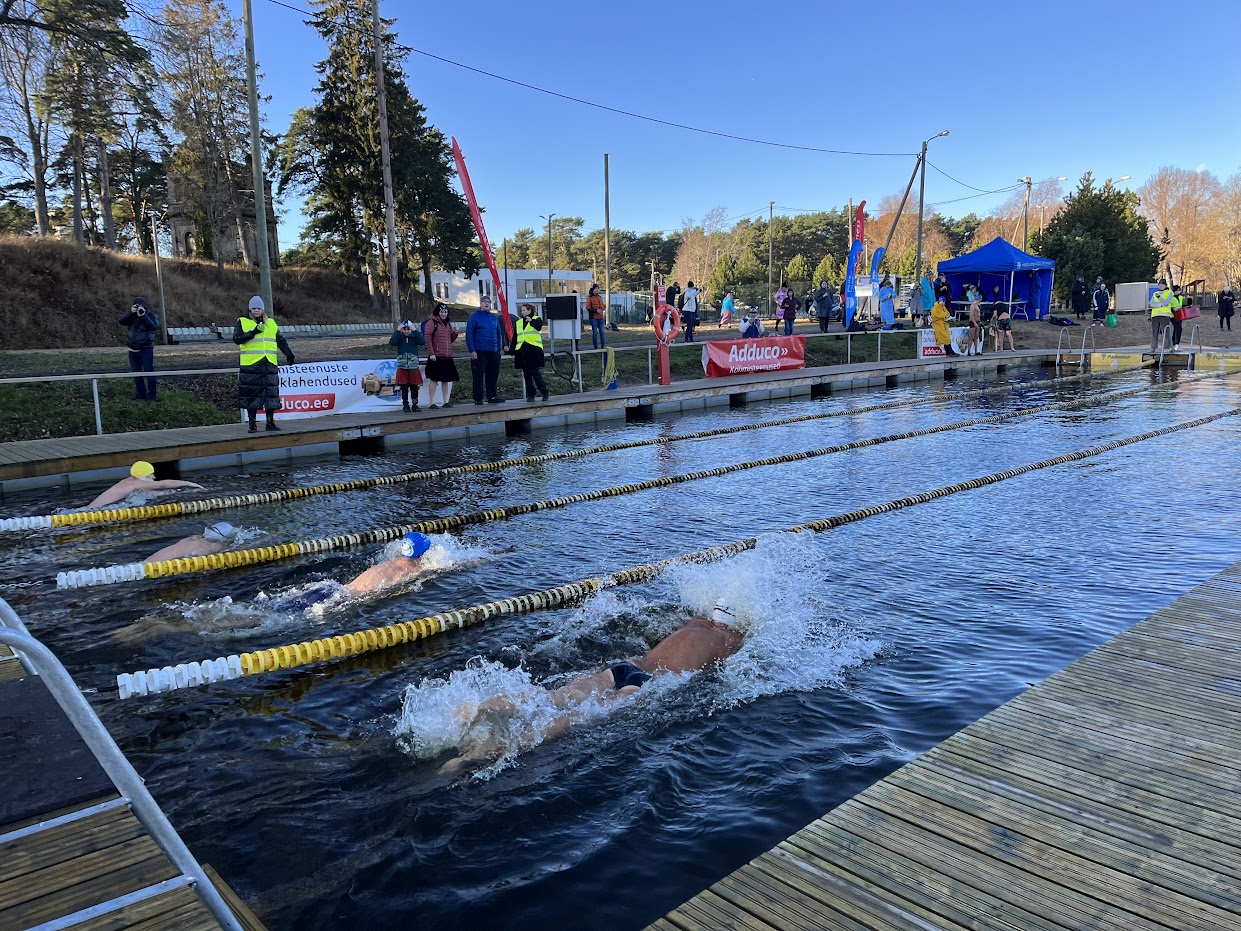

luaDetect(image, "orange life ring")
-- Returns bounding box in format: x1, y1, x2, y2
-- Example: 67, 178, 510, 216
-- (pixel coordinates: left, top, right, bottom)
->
652, 303, 682, 343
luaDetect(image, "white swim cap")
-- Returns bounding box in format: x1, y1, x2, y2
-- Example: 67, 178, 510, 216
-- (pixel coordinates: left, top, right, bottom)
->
711, 600, 737, 626
203, 522, 237, 543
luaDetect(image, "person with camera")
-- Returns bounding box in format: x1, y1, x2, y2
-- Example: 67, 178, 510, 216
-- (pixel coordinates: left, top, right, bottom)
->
118, 297, 160, 401
233, 295, 295, 432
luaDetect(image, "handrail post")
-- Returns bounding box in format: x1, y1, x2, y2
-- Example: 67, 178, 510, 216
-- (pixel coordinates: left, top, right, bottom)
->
576, 351, 583, 393
847, 333, 852, 365
647, 347, 653, 385
877, 329, 882, 362
92, 378, 104, 435
0, 621, 246, 931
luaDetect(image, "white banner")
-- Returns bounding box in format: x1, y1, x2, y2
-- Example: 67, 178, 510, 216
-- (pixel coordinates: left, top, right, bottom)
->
919, 326, 975, 358
250, 358, 430, 420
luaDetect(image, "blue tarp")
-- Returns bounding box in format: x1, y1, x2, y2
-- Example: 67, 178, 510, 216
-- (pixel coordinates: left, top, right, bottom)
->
937, 237, 1056, 320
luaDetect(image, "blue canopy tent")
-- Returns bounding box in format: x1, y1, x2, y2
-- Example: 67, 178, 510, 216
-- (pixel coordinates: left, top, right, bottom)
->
937, 237, 1056, 320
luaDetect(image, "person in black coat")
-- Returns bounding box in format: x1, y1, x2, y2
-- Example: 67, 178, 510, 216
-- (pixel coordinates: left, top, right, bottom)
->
233, 295, 295, 432
1071, 276, 1090, 319
118, 297, 160, 400
1219, 288, 1235, 331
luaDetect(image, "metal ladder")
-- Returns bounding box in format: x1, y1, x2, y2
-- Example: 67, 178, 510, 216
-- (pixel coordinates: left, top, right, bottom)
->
1056, 325, 1095, 369
0, 598, 246, 931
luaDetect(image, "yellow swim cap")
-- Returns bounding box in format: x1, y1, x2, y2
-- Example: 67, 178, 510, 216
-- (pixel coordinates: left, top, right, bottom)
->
130, 460, 155, 478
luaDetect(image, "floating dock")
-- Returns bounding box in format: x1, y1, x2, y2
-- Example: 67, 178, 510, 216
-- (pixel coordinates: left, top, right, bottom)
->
0, 352, 1056, 494
654, 560, 1241, 930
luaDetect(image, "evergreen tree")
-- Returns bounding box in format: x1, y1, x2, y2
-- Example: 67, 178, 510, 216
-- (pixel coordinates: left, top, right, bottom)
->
812, 253, 839, 286
734, 250, 764, 284
1032, 172, 1160, 298
706, 253, 737, 300
785, 253, 811, 285
277, 0, 476, 308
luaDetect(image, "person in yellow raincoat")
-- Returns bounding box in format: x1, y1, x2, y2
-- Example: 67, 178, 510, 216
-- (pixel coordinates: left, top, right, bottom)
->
931, 296, 961, 356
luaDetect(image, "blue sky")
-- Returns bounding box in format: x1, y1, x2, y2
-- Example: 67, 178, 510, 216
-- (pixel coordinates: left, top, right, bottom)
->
234, 0, 1241, 253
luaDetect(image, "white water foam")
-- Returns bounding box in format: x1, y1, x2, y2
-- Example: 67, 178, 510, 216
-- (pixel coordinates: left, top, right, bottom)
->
392, 531, 882, 776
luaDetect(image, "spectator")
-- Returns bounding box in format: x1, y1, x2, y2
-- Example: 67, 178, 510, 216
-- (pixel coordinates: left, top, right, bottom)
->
993, 296, 1015, 352
967, 289, 982, 355
232, 295, 294, 433
513, 304, 550, 402
1219, 287, 1234, 331
466, 296, 505, 406
425, 302, 461, 408
773, 284, 788, 331
931, 296, 961, 356
118, 297, 159, 401
1149, 278, 1174, 352
739, 309, 765, 338
934, 273, 952, 308
1169, 284, 1185, 351
664, 281, 681, 312
812, 280, 834, 332
679, 280, 701, 343
780, 287, 799, 335
389, 319, 425, 413
920, 274, 937, 328
1071, 275, 1090, 319
585, 284, 607, 349
878, 278, 896, 329
1092, 279, 1110, 324
719, 290, 735, 328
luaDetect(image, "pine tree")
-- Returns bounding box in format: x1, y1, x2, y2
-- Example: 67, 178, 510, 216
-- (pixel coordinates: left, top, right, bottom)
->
706, 253, 737, 300
812, 254, 839, 287
278, 0, 477, 309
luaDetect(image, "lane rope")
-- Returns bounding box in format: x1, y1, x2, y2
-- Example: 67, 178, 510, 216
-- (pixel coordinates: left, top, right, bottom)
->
6, 360, 1158, 534
59, 373, 1218, 591
114, 406, 1240, 698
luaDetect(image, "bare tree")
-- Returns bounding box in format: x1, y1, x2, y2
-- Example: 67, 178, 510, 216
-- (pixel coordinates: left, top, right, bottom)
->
1140, 166, 1223, 284
0, 0, 55, 233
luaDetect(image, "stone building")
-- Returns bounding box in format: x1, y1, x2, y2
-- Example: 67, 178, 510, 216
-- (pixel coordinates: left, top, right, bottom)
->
165, 158, 279, 266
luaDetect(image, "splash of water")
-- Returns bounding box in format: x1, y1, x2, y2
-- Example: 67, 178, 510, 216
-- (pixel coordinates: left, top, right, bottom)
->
392, 531, 882, 775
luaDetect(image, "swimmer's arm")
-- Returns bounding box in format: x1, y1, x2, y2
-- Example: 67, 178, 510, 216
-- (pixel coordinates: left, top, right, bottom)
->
147, 479, 204, 491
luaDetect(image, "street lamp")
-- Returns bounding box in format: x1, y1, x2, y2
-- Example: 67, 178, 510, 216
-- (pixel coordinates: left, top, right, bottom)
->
148, 211, 171, 345
539, 213, 555, 299
767, 200, 774, 315
915, 130, 949, 288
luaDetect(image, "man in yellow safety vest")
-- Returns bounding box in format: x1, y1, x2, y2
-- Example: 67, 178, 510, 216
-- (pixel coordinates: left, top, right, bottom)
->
232, 296, 295, 432
1149, 278, 1175, 353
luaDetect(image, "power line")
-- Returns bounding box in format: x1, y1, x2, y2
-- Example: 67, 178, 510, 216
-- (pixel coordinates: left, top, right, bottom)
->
263, 0, 916, 158
925, 160, 996, 193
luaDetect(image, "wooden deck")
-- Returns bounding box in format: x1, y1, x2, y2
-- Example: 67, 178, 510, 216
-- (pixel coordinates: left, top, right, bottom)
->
0, 351, 1055, 484
654, 561, 1241, 930
0, 669, 266, 930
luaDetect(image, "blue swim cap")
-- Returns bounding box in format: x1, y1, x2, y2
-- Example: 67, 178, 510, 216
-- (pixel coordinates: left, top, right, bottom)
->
399, 532, 430, 559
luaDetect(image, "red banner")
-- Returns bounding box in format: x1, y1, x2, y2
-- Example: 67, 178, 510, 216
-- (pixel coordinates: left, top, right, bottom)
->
853, 198, 866, 248
451, 137, 512, 341
701, 336, 806, 377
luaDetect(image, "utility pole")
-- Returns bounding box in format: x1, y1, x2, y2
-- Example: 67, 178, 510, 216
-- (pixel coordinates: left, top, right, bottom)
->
372, 0, 401, 325
603, 154, 612, 330
767, 200, 774, 315
914, 130, 949, 287
241, 0, 273, 314
1019, 176, 1032, 251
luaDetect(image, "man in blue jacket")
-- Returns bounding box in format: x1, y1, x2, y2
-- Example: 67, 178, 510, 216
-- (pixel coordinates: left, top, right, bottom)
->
465, 296, 505, 405
118, 297, 160, 400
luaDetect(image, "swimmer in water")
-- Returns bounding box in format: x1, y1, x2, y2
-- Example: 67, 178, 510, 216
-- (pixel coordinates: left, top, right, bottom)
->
144, 522, 239, 564
275, 532, 435, 611
85, 461, 204, 510
444, 600, 745, 772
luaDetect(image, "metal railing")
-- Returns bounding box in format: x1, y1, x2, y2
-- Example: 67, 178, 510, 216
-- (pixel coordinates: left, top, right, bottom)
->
0, 598, 246, 931
562, 326, 920, 391
0, 367, 236, 437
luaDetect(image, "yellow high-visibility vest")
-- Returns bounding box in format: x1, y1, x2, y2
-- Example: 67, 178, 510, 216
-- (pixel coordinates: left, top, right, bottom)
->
1150, 289, 1174, 318
239, 317, 279, 365
516, 318, 543, 350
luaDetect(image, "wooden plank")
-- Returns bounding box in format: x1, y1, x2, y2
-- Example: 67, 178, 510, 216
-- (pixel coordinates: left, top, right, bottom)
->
1038, 678, 1241, 746
824, 803, 1172, 931
858, 784, 1241, 930
712, 864, 873, 931
202, 864, 267, 931
66, 884, 219, 931
0, 805, 144, 882
782, 824, 1067, 931
0, 795, 120, 836
1042, 666, 1241, 734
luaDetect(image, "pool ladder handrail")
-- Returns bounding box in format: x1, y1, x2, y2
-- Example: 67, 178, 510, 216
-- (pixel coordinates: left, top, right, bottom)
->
1056, 326, 1094, 368
0, 598, 247, 931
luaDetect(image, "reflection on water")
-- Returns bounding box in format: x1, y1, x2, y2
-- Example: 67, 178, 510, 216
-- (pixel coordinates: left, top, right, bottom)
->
2, 369, 1241, 930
